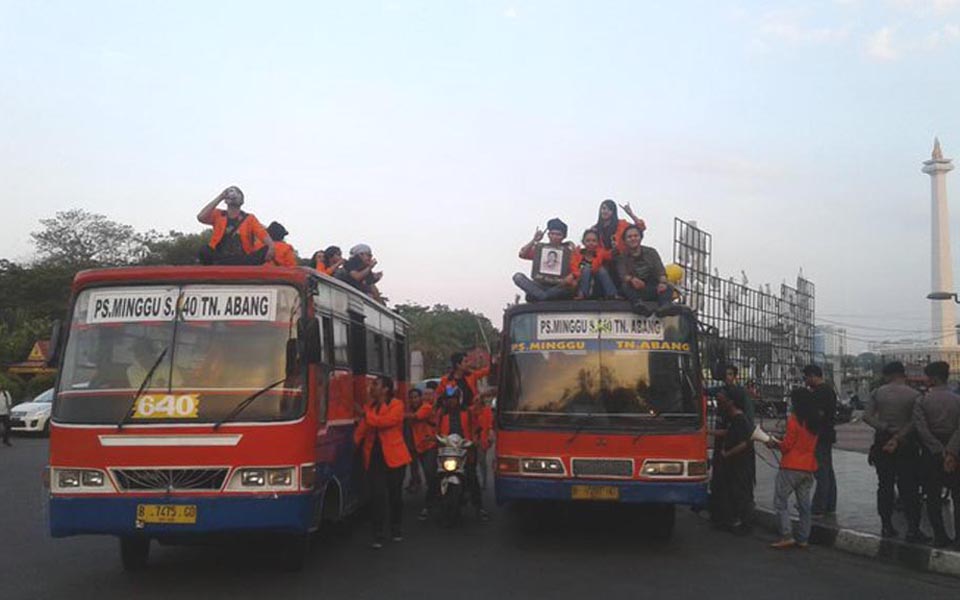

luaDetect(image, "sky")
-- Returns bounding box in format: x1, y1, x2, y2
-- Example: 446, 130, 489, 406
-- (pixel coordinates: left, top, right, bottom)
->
2, 0, 960, 351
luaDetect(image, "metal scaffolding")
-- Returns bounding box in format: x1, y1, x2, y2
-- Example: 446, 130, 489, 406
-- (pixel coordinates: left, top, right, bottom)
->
673, 218, 815, 401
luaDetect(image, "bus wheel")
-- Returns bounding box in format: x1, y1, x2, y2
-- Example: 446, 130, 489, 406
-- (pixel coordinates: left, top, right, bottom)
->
277, 533, 310, 572
119, 536, 150, 571
645, 504, 676, 541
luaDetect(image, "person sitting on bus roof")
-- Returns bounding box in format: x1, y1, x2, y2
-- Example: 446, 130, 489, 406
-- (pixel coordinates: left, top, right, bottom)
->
266, 222, 298, 267
512, 218, 576, 302
571, 228, 617, 300
437, 385, 489, 521
197, 186, 276, 265
336, 244, 384, 302
437, 352, 490, 409
316, 245, 344, 276
616, 225, 675, 314
595, 199, 646, 255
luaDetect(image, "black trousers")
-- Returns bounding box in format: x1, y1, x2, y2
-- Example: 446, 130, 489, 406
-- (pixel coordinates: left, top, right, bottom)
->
0, 415, 10, 444
367, 455, 404, 541
920, 451, 960, 540
418, 448, 439, 510
874, 441, 922, 529
197, 245, 269, 266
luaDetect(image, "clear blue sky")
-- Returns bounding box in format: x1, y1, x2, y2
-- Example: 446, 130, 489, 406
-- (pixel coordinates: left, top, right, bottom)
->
2, 0, 959, 349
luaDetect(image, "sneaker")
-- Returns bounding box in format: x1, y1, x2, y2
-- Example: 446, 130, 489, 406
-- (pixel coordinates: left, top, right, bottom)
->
371, 541, 384, 550
770, 538, 796, 549
417, 508, 429, 521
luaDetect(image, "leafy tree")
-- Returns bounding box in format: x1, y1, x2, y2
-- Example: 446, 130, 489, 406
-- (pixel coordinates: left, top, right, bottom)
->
31, 209, 150, 267
395, 303, 500, 376
139, 230, 211, 266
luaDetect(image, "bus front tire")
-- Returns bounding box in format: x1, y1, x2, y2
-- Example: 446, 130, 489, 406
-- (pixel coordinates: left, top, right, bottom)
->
119, 536, 150, 571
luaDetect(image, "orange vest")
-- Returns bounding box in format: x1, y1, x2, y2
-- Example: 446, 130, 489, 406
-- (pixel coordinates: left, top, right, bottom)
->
271, 241, 297, 267
354, 398, 412, 469
208, 210, 268, 254
570, 246, 613, 278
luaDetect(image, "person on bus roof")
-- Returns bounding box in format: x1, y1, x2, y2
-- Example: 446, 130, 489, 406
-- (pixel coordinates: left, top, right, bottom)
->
266, 222, 298, 267
314, 245, 344, 276
437, 352, 490, 410
571, 228, 617, 300
336, 244, 384, 303
595, 199, 646, 256
437, 385, 489, 521
616, 225, 675, 314
512, 218, 576, 302
354, 375, 411, 548
197, 186, 276, 265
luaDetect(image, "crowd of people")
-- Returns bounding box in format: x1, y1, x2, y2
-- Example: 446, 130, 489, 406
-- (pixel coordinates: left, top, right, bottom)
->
196, 186, 386, 303
512, 199, 679, 315
709, 361, 960, 551
353, 352, 494, 548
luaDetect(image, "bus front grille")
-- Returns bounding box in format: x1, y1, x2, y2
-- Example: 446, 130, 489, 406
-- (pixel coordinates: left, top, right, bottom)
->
112, 468, 228, 491
571, 459, 634, 478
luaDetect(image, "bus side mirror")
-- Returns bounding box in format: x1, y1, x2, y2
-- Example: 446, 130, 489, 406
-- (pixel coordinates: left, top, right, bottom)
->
47, 320, 62, 368
298, 317, 322, 364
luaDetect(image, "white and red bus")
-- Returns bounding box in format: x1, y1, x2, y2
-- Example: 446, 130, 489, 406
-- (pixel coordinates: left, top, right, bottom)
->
494, 301, 708, 539
46, 265, 408, 570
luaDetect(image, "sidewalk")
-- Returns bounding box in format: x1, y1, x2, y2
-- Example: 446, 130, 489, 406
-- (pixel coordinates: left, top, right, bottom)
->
752, 444, 960, 579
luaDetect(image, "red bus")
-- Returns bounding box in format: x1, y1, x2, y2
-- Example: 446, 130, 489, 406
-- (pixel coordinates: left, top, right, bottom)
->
46, 265, 409, 570
494, 301, 707, 538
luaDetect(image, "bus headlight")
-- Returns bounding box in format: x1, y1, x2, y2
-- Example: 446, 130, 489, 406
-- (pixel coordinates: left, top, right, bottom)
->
58, 470, 81, 488
686, 461, 708, 477
51, 468, 113, 493
81, 471, 104, 487
267, 469, 292, 486
521, 458, 564, 475
240, 469, 266, 487
442, 458, 460, 472
641, 461, 684, 476
230, 467, 297, 491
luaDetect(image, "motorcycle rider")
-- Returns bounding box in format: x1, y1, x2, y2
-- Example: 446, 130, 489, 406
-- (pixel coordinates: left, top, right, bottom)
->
437, 386, 489, 521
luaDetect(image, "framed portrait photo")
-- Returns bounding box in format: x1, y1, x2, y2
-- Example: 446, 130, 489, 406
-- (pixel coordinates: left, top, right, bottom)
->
532, 243, 571, 284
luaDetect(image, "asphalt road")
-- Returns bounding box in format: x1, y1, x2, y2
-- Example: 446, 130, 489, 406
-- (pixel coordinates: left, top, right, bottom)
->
2, 436, 958, 600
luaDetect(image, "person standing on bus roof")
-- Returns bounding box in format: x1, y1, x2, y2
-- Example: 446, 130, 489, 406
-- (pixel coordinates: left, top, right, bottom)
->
571, 228, 617, 300
197, 186, 276, 265
266, 222, 298, 267
616, 225, 673, 313
438, 352, 490, 409
354, 375, 411, 549
513, 218, 577, 302
595, 199, 646, 255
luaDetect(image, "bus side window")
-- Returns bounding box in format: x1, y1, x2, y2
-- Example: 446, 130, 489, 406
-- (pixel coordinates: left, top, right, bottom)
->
316, 317, 334, 423
366, 332, 384, 375
396, 336, 407, 383
349, 315, 367, 411
326, 319, 354, 422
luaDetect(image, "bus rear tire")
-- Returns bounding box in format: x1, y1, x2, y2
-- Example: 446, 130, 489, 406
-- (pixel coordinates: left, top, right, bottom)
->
645, 504, 676, 541
119, 536, 150, 571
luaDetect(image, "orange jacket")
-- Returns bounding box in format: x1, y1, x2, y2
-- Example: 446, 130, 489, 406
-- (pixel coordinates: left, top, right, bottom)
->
570, 247, 613, 279
438, 366, 490, 405
598, 218, 646, 255
471, 403, 494, 450
353, 398, 412, 469
411, 402, 438, 454
315, 259, 339, 276
438, 409, 474, 442
779, 414, 818, 472
271, 241, 297, 267
208, 210, 268, 254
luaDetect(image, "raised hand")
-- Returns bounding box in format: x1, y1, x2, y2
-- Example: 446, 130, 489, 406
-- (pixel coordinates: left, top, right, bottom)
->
533, 227, 545, 242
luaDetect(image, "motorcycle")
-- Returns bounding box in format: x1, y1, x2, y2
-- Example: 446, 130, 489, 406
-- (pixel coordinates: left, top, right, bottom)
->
436, 433, 472, 527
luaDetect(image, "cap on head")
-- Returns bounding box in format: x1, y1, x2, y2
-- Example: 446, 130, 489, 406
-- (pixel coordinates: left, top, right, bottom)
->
266, 222, 288, 241
546, 218, 568, 238
349, 243, 372, 257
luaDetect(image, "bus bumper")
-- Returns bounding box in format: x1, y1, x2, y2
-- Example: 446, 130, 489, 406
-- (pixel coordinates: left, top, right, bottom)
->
495, 476, 708, 508
49, 494, 314, 538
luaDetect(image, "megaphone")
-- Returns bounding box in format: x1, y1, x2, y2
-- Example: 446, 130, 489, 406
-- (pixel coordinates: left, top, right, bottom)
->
751, 426, 772, 444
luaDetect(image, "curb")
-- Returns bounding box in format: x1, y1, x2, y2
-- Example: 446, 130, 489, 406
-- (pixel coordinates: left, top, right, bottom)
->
753, 507, 960, 579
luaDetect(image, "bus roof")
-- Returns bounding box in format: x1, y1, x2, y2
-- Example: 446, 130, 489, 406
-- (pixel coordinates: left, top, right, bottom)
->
502, 299, 697, 319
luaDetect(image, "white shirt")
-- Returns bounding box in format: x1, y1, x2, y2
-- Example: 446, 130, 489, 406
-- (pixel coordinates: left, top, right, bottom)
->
0, 391, 11, 416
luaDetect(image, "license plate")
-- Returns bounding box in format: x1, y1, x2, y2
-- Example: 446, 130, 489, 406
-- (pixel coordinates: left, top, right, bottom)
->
571, 485, 620, 501
136, 504, 197, 524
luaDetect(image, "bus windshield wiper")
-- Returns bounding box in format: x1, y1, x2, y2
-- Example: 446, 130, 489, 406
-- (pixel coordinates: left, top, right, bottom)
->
213, 377, 287, 430
117, 347, 169, 430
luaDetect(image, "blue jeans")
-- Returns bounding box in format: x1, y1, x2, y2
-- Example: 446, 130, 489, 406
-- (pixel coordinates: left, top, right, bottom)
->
812, 440, 837, 514
577, 265, 618, 299
774, 469, 814, 542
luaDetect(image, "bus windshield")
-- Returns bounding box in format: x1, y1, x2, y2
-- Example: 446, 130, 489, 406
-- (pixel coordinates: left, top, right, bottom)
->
500, 311, 701, 431
54, 284, 304, 425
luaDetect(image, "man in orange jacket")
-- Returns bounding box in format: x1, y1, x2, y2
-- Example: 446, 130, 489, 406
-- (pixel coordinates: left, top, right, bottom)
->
354, 375, 411, 548
437, 385, 489, 521
266, 222, 298, 267
197, 186, 276, 265
410, 384, 441, 520
437, 352, 490, 410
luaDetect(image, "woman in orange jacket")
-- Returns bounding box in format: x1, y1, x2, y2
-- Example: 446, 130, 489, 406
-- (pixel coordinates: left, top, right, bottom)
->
769, 387, 821, 549
354, 375, 412, 548
315, 246, 344, 276
571, 228, 617, 300
594, 199, 646, 256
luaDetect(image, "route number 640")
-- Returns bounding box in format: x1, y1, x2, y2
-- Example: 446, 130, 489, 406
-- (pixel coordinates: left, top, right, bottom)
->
133, 394, 199, 419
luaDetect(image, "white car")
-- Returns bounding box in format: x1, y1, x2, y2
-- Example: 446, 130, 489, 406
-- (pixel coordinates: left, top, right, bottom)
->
10, 388, 53, 436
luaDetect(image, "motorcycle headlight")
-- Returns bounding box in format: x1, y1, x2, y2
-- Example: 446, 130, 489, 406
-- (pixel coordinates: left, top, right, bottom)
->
442, 458, 460, 472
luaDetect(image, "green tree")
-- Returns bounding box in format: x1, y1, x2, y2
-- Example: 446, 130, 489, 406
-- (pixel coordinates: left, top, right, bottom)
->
31, 209, 150, 267
394, 303, 500, 376
139, 230, 211, 266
